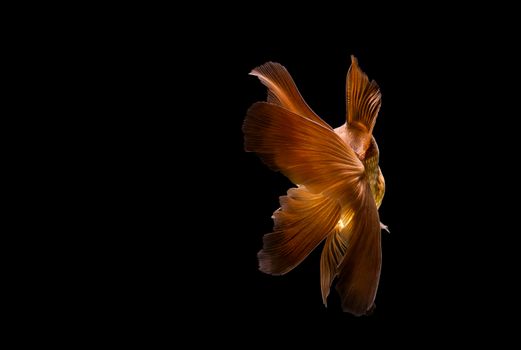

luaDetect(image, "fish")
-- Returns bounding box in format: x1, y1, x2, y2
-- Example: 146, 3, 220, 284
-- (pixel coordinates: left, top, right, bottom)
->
242, 55, 387, 315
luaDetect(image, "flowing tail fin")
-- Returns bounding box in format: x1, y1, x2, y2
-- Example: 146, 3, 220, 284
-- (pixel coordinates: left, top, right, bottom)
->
250, 62, 332, 129
258, 186, 341, 275
320, 182, 382, 315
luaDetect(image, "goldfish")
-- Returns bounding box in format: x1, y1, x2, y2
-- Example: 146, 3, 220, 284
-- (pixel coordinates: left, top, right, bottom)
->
242, 56, 387, 315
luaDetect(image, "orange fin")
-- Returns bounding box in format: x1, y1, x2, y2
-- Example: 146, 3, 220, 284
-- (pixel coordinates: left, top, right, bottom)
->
259, 187, 341, 275
345, 56, 382, 156
320, 182, 382, 315
250, 62, 332, 129
243, 102, 364, 197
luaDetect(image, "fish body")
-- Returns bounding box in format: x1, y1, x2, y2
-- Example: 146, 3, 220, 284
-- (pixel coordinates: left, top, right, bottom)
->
243, 56, 387, 315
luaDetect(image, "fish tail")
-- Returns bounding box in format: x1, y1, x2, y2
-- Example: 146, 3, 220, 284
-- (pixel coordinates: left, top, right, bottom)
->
258, 186, 341, 275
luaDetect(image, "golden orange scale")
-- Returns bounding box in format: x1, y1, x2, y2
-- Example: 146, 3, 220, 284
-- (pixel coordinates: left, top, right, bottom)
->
243, 56, 387, 315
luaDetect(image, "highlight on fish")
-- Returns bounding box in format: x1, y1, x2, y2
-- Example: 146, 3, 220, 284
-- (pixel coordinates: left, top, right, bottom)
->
243, 56, 388, 315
